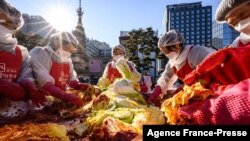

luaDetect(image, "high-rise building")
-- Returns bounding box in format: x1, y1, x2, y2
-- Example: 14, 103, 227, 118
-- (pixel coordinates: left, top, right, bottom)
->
212, 21, 240, 49
163, 2, 212, 46
86, 38, 111, 57
22, 14, 57, 38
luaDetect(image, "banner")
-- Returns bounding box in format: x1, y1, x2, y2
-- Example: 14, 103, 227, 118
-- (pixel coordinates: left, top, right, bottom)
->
89, 59, 101, 72
143, 125, 249, 140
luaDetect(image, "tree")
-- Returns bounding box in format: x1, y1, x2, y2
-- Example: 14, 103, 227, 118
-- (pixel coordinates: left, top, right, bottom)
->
125, 27, 160, 72
15, 31, 49, 51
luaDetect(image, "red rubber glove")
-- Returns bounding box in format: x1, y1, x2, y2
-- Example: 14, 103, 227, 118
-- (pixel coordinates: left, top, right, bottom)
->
184, 47, 250, 89
70, 80, 101, 95
179, 78, 250, 124
140, 83, 148, 94
20, 80, 49, 107
42, 82, 83, 106
147, 85, 162, 107
69, 80, 89, 90
0, 79, 26, 101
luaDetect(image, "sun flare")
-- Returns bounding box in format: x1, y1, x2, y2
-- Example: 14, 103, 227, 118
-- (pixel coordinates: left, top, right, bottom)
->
44, 4, 75, 32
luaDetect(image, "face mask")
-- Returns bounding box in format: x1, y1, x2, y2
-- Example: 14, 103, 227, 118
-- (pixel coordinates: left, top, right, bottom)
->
234, 17, 250, 34
113, 55, 124, 62
165, 52, 178, 60
57, 48, 72, 59
0, 25, 15, 37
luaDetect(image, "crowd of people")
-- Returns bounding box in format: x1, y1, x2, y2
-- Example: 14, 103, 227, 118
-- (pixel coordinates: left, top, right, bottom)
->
0, 0, 250, 125
0, 0, 97, 121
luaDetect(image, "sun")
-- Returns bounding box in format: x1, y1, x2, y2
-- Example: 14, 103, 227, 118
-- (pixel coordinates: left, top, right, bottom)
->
44, 3, 75, 32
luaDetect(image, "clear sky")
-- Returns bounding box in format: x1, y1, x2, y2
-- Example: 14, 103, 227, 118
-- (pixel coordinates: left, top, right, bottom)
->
9, 0, 220, 47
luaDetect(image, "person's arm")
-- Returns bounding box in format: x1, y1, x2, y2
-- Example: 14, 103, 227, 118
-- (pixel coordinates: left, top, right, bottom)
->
16, 46, 35, 83
17, 46, 49, 107
30, 47, 55, 87
187, 45, 216, 69
156, 64, 178, 95
42, 82, 83, 106
184, 46, 250, 88
0, 79, 26, 101
68, 59, 100, 94
30, 47, 83, 106
147, 64, 178, 106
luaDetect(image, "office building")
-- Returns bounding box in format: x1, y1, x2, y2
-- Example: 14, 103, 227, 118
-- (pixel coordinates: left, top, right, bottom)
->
212, 21, 240, 49
163, 2, 212, 46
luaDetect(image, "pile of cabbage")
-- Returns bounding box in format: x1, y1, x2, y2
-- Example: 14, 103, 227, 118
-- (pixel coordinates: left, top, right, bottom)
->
85, 59, 165, 139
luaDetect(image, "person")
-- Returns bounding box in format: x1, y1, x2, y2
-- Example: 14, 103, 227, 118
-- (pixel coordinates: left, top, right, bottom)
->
30, 31, 94, 106
218, 0, 250, 48
179, 0, 250, 124
0, 0, 48, 120
184, 0, 250, 89
140, 71, 153, 94
97, 44, 141, 90
147, 29, 216, 106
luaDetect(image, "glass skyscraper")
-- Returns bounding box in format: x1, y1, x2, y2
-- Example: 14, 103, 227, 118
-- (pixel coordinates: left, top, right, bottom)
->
163, 2, 212, 46
212, 21, 240, 49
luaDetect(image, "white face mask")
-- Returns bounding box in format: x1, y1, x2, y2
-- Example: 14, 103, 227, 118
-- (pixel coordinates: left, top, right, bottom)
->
113, 55, 124, 62
234, 17, 250, 34
165, 52, 178, 60
0, 25, 15, 37
0, 25, 17, 45
57, 48, 72, 59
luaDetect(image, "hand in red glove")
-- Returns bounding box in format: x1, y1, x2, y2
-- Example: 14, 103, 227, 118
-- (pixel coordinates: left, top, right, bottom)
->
70, 80, 101, 96
179, 78, 250, 124
140, 82, 148, 94
0, 79, 26, 101
147, 85, 162, 107
69, 80, 89, 90
20, 80, 49, 107
184, 47, 250, 88
42, 82, 83, 106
